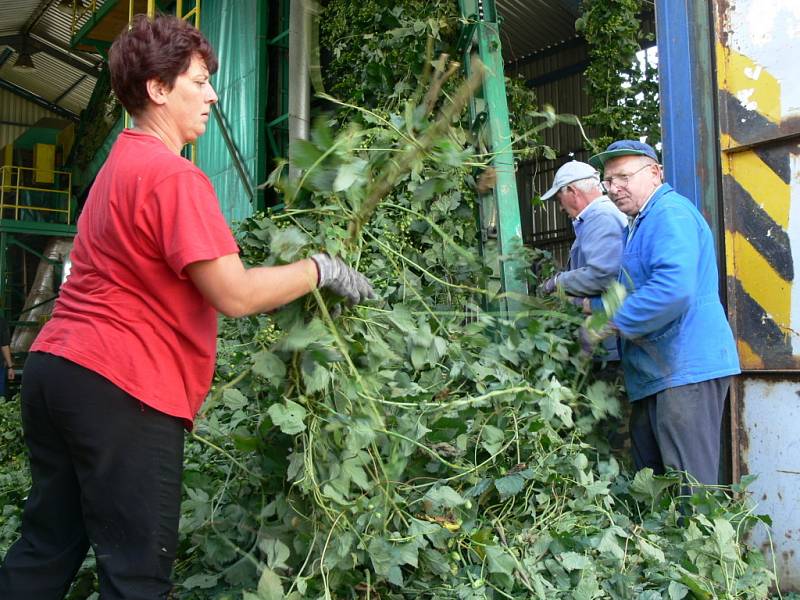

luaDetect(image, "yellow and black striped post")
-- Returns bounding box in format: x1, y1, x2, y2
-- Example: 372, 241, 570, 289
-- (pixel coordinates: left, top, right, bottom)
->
717, 41, 797, 370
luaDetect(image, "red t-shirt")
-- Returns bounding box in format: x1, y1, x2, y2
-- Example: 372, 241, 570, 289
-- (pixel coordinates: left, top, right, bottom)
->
32, 129, 239, 425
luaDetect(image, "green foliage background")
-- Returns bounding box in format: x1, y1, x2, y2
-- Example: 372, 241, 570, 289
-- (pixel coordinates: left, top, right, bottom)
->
577, 0, 661, 150
320, 1, 457, 109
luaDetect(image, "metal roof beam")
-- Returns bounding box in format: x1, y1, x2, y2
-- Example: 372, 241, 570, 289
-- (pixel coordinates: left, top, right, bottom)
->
0, 47, 12, 69
53, 73, 89, 104
506, 37, 585, 69
0, 34, 101, 77
0, 77, 79, 122
524, 60, 590, 88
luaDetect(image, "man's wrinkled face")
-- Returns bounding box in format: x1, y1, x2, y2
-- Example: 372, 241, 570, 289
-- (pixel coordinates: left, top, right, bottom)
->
602, 155, 661, 216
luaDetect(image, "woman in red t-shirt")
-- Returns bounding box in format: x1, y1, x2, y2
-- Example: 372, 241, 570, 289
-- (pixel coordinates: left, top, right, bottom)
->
0, 14, 372, 600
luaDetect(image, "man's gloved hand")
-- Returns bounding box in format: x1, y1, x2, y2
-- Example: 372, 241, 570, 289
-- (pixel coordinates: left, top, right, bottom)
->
569, 296, 593, 315
311, 253, 375, 305
537, 274, 559, 295
578, 322, 616, 355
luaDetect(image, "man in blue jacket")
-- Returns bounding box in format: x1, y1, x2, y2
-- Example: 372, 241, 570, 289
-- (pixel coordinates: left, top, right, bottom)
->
538, 160, 627, 361
587, 140, 741, 486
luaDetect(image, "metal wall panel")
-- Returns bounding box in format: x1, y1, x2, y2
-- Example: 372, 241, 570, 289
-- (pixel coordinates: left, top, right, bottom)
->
0, 87, 60, 148
736, 377, 800, 589
509, 42, 592, 267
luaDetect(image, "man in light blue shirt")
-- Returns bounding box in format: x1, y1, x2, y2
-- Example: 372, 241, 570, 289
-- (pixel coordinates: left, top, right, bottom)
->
538, 160, 627, 360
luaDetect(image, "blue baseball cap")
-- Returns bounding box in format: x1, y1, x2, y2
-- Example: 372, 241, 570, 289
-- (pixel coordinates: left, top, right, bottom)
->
588, 140, 658, 169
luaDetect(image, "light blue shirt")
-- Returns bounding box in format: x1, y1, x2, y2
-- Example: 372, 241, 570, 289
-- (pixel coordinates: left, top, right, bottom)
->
557, 195, 627, 360
559, 196, 628, 296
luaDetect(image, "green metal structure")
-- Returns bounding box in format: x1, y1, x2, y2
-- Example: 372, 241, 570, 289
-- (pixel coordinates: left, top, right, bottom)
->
458, 0, 527, 314
0, 121, 77, 337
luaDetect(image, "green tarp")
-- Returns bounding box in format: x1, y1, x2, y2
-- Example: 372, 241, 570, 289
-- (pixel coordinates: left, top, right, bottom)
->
200, 0, 260, 225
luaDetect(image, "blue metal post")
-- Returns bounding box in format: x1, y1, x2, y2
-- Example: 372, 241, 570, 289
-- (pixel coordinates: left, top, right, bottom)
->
655, 0, 722, 251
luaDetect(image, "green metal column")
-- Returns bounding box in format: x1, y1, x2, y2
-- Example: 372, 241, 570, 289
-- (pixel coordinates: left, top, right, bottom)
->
0, 232, 6, 319
254, 0, 269, 211
265, 0, 291, 187
458, 0, 527, 314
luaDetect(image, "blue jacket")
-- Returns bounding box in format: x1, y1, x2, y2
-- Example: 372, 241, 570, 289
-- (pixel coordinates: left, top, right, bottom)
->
609, 184, 740, 401
559, 196, 627, 360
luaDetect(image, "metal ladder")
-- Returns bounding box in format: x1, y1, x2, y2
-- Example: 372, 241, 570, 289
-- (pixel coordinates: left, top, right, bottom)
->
175, 0, 200, 165
457, 0, 527, 315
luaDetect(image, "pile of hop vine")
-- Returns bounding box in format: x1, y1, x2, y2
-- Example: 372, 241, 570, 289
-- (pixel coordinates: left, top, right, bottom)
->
175, 90, 778, 600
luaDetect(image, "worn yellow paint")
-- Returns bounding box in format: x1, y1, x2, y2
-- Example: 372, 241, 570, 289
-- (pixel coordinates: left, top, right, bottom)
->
1, 144, 12, 167
716, 41, 781, 124
724, 227, 736, 277
724, 230, 791, 328
737, 339, 765, 369
719, 132, 738, 152
722, 150, 790, 229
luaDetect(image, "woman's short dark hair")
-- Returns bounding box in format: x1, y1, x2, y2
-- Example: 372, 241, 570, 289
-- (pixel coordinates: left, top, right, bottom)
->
109, 14, 218, 116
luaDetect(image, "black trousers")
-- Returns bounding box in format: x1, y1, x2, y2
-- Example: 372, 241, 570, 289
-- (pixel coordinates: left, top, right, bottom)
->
0, 352, 185, 600
630, 376, 730, 487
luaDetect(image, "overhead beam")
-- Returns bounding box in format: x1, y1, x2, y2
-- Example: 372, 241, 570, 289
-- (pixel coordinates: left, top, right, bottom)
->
33, 31, 102, 65
506, 36, 585, 69
525, 60, 590, 88
54, 73, 89, 104
0, 78, 79, 122
0, 34, 101, 76
0, 47, 12, 69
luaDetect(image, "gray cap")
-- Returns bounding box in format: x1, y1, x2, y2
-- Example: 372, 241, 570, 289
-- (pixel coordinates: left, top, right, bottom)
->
541, 160, 600, 200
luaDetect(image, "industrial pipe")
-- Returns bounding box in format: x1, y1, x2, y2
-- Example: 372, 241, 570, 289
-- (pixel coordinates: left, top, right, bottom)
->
288, 0, 311, 180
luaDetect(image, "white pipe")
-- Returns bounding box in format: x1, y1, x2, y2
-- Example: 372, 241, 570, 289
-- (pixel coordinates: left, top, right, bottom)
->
288, 0, 311, 180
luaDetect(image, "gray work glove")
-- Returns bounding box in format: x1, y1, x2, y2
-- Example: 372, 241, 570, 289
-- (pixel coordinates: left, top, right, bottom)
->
537, 274, 559, 295
311, 253, 375, 306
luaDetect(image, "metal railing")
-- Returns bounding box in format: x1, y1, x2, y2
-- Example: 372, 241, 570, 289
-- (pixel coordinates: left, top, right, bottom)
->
68, 0, 98, 38
0, 165, 72, 225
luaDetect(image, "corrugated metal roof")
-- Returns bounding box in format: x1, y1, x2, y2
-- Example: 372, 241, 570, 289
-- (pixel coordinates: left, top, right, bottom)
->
0, 0, 579, 120
0, 47, 94, 115
0, 0, 105, 120
497, 0, 582, 62
0, 0, 34, 38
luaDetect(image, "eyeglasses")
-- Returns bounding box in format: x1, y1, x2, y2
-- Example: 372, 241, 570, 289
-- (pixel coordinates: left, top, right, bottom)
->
601, 163, 654, 191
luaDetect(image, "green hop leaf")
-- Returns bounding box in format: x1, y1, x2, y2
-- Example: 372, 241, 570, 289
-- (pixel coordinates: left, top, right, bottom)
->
267, 399, 307, 435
